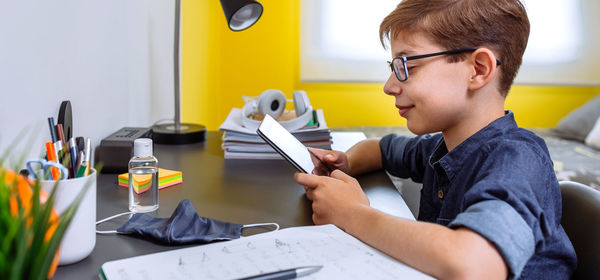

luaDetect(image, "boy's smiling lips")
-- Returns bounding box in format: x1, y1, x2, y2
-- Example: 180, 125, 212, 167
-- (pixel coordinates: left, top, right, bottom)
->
396, 104, 415, 117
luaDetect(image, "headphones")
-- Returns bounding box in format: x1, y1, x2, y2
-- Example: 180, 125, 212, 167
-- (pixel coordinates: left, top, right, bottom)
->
242, 89, 313, 131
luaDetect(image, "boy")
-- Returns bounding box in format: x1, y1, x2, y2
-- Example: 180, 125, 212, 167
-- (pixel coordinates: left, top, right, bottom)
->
294, 0, 576, 279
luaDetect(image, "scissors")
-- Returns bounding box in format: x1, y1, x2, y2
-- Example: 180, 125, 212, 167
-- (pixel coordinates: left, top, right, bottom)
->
26, 159, 69, 180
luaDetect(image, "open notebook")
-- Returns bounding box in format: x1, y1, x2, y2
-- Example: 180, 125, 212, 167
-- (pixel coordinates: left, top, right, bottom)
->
99, 224, 432, 280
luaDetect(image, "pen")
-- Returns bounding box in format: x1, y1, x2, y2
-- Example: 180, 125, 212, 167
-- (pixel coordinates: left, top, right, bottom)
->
48, 117, 58, 143
237, 265, 322, 280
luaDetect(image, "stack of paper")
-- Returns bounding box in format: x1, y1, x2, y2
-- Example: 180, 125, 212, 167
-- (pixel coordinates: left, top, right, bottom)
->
219, 108, 332, 159
119, 168, 182, 194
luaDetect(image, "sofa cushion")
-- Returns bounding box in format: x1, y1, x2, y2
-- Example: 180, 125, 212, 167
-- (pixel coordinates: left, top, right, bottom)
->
585, 116, 600, 150
555, 94, 600, 142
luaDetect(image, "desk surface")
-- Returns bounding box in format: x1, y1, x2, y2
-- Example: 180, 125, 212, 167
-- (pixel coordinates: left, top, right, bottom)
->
54, 131, 412, 280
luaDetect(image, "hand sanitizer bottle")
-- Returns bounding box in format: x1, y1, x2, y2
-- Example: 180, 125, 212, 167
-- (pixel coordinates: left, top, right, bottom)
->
128, 138, 159, 213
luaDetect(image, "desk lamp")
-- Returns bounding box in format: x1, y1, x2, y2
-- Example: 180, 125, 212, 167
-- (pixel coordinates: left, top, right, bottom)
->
152, 0, 263, 144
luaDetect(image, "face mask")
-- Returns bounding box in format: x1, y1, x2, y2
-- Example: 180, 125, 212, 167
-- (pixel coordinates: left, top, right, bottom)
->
96, 199, 279, 245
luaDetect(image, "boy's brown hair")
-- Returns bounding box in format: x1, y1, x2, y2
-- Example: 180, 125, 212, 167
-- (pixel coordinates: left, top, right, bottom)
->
380, 0, 530, 96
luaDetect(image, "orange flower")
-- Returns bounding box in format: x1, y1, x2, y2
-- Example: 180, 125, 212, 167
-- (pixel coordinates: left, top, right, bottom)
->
3, 168, 60, 278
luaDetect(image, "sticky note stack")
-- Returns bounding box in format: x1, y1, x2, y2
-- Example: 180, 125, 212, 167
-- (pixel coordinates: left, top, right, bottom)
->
118, 168, 182, 194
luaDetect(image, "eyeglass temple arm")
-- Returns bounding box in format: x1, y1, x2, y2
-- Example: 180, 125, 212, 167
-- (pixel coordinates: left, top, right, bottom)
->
405, 48, 501, 65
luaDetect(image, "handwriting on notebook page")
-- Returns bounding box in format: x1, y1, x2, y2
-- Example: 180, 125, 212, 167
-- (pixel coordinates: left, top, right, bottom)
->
100, 224, 433, 280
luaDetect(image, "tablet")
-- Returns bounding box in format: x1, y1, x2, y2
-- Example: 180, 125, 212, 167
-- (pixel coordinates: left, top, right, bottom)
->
257, 114, 315, 173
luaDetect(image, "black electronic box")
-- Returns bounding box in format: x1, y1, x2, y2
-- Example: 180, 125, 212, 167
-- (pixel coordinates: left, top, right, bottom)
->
97, 127, 152, 173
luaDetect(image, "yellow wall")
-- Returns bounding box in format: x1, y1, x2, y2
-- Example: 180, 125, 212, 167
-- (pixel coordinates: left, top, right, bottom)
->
182, 0, 599, 130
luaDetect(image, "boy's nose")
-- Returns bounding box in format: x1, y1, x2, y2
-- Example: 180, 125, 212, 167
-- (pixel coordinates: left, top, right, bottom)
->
383, 73, 402, 96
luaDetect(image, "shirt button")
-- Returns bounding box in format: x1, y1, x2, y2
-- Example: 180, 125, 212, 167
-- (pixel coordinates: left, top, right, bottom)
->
438, 190, 444, 199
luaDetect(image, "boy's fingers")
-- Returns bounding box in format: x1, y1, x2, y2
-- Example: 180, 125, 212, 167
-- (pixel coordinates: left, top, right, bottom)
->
311, 167, 330, 176
308, 147, 337, 162
294, 172, 322, 189
330, 169, 354, 183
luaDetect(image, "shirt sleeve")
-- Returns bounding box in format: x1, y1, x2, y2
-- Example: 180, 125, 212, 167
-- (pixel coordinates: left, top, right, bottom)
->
447, 140, 556, 279
449, 200, 535, 279
379, 133, 441, 183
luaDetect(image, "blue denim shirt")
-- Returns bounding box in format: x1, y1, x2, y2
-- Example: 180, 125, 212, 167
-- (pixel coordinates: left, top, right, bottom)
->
380, 111, 576, 279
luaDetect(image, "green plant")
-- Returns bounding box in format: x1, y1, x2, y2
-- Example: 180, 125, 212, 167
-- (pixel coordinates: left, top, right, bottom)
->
0, 135, 94, 279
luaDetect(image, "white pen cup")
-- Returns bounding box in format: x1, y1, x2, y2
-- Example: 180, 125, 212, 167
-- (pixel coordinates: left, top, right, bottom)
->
40, 169, 96, 265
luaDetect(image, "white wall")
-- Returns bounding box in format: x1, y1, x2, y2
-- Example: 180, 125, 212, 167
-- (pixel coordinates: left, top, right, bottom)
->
301, 0, 600, 85
0, 0, 175, 167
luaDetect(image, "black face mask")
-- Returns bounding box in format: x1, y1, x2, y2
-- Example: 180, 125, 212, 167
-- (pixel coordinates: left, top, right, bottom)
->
96, 199, 279, 245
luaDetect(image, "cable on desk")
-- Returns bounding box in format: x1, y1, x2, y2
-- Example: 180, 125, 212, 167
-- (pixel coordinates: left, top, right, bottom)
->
95, 211, 134, 234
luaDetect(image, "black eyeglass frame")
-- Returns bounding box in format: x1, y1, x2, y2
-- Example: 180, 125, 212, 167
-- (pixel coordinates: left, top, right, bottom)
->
387, 48, 502, 82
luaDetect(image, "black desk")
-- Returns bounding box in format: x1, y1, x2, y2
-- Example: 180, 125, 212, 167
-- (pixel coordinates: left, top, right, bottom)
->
54, 131, 411, 279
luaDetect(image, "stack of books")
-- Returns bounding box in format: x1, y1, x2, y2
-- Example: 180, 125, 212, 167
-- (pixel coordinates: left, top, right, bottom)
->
219, 108, 332, 159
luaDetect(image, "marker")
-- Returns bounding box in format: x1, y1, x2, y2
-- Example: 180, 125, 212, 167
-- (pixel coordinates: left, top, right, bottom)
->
76, 136, 85, 153
53, 141, 62, 162
76, 162, 87, 178
69, 138, 78, 178
76, 150, 84, 173
45, 141, 60, 180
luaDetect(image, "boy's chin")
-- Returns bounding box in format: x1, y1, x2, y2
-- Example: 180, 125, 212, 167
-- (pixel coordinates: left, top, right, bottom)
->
406, 122, 438, 136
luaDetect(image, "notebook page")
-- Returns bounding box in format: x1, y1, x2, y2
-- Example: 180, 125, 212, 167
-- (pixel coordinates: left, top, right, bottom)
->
100, 224, 432, 280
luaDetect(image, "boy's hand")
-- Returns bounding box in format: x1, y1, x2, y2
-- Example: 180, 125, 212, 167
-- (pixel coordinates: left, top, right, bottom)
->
308, 147, 350, 176
294, 170, 369, 230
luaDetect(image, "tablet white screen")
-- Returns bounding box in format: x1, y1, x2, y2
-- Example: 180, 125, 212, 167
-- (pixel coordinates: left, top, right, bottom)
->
257, 115, 315, 173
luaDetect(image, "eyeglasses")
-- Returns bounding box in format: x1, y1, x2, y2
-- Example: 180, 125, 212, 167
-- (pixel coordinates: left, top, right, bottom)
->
387, 48, 502, 82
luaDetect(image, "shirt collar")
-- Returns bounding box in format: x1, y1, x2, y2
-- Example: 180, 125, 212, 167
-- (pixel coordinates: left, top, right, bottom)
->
429, 110, 518, 181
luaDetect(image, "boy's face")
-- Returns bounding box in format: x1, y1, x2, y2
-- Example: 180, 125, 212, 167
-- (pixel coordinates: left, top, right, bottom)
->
383, 32, 474, 135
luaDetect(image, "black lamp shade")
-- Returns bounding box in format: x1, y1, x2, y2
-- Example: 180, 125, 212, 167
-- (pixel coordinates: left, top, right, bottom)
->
220, 0, 263, 31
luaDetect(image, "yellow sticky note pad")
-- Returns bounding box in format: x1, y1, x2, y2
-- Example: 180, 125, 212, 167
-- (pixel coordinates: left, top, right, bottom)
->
118, 168, 182, 194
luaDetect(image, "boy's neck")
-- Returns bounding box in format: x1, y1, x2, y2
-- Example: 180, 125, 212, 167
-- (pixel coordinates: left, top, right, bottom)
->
442, 93, 506, 151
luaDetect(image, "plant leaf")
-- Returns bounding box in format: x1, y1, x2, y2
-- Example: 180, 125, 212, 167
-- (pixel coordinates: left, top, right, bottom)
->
28, 179, 60, 280
31, 173, 94, 280
11, 211, 29, 280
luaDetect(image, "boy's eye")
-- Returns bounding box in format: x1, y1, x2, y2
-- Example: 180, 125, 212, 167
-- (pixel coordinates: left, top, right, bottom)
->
406, 66, 416, 72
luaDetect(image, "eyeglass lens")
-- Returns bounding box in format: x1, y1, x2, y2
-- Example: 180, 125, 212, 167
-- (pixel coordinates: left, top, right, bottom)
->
391, 57, 407, 81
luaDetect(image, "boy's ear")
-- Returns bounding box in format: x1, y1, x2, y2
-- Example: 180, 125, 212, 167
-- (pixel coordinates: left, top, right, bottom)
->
468, 48, 498, 91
